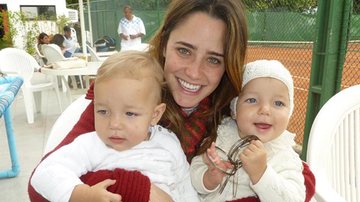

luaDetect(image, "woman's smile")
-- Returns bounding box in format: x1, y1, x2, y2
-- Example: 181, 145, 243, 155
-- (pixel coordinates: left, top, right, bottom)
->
178, 78, 201, 93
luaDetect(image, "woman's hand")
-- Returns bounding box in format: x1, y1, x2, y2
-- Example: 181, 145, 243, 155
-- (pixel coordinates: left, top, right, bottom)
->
149, 183, 173, 202
70, 179, 122, 202
203, 142, 233, 190
240, 140, 267, 184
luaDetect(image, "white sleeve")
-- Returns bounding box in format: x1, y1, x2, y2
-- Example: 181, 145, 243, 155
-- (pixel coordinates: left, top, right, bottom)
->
190, 154, 219, 195
251, 151, 305, 202
148, 127, 199, 201
139, 18, 146, 35
173, 154, 199, 202
31, 134, 96, 202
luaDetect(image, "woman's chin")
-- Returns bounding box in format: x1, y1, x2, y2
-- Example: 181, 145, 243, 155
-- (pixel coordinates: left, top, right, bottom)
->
175, 96, 200, 109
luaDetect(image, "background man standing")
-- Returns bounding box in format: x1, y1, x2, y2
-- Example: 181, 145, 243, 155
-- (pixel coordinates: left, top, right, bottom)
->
117, 5, 146, 51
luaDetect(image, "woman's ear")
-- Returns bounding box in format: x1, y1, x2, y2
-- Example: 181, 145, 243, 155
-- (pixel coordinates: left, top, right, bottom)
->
151, 103, 166, 125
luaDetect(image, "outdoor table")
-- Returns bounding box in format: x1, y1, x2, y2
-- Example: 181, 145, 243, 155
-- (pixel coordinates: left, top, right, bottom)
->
0, 76, 23, 178
40, 61, 102, 104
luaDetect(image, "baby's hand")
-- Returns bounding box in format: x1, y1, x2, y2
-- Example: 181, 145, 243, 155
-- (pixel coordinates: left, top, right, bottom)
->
90, 179, 122, 201
70, 179, 122, 202
240, 140, 267, 184
203, 142, 233, 190
206, 142, 233, 171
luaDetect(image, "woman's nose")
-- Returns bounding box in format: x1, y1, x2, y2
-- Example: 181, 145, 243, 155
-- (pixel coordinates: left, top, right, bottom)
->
185, 58, 202, 79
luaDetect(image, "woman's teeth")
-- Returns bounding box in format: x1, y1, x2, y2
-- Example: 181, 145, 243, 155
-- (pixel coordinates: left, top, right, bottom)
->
178, 79, 201, 92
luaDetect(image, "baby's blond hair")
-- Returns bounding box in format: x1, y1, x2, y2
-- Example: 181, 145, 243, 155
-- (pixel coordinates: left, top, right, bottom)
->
95, 51, 164, 102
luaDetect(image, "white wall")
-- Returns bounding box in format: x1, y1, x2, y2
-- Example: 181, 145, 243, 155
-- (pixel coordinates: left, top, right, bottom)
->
0, 0, 69, 50
0, 0, 67, 16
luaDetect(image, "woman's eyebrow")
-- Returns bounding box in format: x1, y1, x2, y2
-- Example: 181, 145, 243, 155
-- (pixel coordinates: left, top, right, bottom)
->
175, 41, 196, 50
208, 51, 224, 58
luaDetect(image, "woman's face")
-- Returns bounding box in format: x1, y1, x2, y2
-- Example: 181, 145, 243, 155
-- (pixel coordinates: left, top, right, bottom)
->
163, 12, 226, 108
41, 36, 50, 44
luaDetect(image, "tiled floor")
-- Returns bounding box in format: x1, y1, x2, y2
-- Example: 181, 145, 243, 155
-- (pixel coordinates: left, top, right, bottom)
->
0, 87, 85, 202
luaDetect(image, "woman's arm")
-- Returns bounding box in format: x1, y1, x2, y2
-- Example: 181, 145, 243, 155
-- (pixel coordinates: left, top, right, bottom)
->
80, 169, 151, 202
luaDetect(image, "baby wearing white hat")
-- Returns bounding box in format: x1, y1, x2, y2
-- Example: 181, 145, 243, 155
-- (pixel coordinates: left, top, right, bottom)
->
190, 60, 306, 202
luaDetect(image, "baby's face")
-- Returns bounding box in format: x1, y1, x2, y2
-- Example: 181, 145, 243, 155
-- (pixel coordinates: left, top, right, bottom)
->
235, 77, 291, 143
94, 77, 162, 151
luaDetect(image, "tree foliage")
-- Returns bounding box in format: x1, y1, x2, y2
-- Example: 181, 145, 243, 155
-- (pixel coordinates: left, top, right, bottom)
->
242, 0, 317, 12
63, 0, 360, 14
66, 0, 171, 10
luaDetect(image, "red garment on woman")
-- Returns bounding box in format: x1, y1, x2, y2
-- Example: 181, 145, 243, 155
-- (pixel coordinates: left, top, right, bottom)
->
28, 84, 315, 201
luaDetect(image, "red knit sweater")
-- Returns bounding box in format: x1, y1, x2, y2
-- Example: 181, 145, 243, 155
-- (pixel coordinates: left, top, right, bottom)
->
28, 84, 315, 202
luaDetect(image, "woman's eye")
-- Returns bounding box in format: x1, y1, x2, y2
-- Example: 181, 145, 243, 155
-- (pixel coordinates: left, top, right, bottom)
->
245, 98, 257, 103
274, 101, 285, 107
177, 47, 190, 55
208, 57, 220, 65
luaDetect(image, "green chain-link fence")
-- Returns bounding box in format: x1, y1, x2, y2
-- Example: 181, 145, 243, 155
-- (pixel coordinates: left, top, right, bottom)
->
245, 8, 316, 148
246, 0, 359, 152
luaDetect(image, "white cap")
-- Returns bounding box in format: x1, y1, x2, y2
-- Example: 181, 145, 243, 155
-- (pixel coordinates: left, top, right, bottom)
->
231, 60, 294, 118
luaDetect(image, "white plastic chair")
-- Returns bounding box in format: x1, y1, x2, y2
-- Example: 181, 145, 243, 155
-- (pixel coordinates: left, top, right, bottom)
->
42, 44, 86, 92
87, 44, 106, 62
43, 95, 90, 155
0, 48, 62, 124
306, 84, 360, 202
34, 43, 46, 66
42, 44, 86, 68
82, 45, 104, 88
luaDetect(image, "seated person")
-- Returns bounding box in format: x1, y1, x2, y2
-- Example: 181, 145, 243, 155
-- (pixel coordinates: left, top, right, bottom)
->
50, 34, 67, 56
63, 26, 81, 58
36, 32, 50, 65
37, 32, 50, 55
31, 51, 199, 202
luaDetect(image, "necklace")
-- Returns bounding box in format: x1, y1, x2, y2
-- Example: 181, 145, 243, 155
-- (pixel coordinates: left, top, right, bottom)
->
181, 105, 198, 115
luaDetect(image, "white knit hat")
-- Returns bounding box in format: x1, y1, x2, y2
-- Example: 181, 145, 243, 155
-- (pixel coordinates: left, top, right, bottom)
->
231, 60, 294, 118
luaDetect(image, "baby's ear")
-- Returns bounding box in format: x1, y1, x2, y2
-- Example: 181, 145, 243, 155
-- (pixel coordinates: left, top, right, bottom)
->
151, 103, 166, 125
